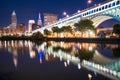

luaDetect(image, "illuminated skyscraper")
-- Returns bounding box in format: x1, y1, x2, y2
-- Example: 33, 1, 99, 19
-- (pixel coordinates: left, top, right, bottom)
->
37, 13, 42, 27
28, 20, 35, 33
43, 13, 58, 26
11, 10, 17, 28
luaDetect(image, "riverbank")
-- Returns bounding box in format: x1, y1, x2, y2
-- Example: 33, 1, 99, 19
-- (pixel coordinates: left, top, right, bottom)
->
0, 37, 120, 43
45, 37, 120, 43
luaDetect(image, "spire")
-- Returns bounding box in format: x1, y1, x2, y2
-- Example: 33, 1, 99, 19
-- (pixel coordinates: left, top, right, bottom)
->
38, 13, 42, 27
38, 13, 41, 20
12, 10, 16, 15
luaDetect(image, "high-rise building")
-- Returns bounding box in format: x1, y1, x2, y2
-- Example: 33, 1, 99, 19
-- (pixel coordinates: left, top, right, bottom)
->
37, 13, 42, 27
11, 10, 17, 28
43, 13, 58, 26
28, 20, 35, 33
16, 23, 26, 35
32, 23, 40, 31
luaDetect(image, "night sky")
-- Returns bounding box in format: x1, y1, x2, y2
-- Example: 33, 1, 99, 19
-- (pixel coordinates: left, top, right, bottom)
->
0, 0, 109, 27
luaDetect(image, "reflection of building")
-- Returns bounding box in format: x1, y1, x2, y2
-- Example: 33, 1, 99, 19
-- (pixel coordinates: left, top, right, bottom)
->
28, 20, 35, 33
44, 13, 58, 26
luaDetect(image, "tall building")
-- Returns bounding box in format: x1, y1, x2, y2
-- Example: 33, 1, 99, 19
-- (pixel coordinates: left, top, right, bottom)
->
43, 13, 58, 26
11, 10, 17, 28
37, 13, 42, 27
16, 23, 26, 35
28, 20, 35, 33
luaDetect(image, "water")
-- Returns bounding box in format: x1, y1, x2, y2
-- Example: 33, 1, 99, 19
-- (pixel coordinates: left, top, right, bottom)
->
0, 40, 120, 80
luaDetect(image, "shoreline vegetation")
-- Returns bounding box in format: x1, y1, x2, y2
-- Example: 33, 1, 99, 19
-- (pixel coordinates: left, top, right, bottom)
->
0, 36, 120, 43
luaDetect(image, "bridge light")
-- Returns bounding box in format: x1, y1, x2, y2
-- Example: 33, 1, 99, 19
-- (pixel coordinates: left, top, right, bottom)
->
88, 0, 92, 4
77, 10, 80, 13
63, 12, 67, 16
66, 14, 69, 17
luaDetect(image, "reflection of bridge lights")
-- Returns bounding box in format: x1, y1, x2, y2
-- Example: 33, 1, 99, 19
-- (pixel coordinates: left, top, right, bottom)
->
54, 53, 56, 58
88, 74, 92, 80
38, 51, 43, 64
67, 60, 70, 65
60, 56, 63, 61
89, 46, 93, 51
83, 60, 119, 78
78, 63, 81, 69
64, 62, 67, 67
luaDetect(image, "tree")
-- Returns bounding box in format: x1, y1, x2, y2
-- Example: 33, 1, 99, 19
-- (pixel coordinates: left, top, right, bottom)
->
60, 26, 73, 37
74, 19, 95, 37
32, 32, 43, 38
44, 29, 52, 37
113, 23, 120, 37
52, 26, 61, 37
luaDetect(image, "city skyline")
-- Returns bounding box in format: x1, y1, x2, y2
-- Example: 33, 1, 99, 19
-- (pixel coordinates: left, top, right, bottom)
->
0, 0, 107, 27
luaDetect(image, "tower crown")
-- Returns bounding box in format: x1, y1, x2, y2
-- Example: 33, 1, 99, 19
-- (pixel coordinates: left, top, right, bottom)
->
12, 10, 16, 15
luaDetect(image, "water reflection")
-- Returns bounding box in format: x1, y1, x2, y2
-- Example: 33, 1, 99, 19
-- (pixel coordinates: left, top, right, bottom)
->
0, 40, 120, 80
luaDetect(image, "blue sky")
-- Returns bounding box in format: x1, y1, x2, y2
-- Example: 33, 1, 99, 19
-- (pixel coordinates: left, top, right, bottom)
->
0, 0, 107, 27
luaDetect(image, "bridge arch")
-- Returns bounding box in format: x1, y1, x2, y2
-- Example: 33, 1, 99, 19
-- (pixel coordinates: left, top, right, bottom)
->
92, 15, 120, 28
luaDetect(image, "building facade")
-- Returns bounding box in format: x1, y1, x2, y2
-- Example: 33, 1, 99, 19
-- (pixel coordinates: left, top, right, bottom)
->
28, 20, 35, 33
43, 13, 58, 26
11, 10, 17, 29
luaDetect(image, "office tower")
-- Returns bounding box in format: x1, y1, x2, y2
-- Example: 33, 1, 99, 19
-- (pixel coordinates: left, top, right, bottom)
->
16, 23, 26, 35
37, 13, 42, 27
28, 20, 35, 33
11, 10, 17, 28
43, 13, 58, 26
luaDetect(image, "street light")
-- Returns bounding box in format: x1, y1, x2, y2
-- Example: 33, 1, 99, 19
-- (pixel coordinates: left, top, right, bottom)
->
66, 14, 69, 17
77, 10, 80, 13
88, 0, 92, 4
63, 11, 67, 16
63, 11, 69, 17
87, 0, 92, 7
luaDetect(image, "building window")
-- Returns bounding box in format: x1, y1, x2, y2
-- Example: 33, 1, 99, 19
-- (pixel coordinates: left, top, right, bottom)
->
96, 8, 98, 12
109, 4, 111, 8
112, 2, 115, 6
102, 6, 104, 10
116, 1, 120, 5
105, 5, 108, 9
99, 8, 101, 11
94, 9, 96, 13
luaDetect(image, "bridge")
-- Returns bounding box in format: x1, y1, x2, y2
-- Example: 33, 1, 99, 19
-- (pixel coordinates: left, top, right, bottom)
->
32, 0, 120, 34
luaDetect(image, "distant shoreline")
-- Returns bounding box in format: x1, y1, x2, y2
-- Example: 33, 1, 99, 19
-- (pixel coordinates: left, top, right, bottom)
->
0, 37, 120, 43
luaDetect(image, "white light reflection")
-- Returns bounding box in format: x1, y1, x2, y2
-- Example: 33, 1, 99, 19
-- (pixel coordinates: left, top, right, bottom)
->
64, 62, 67, 67
78, 63, 81, 69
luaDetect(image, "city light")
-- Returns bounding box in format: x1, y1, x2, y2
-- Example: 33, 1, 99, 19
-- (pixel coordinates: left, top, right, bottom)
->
63, 11, 67, 16
77, 10, 80, 13
88, 0, 92, 4
88, 74, 92, 80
